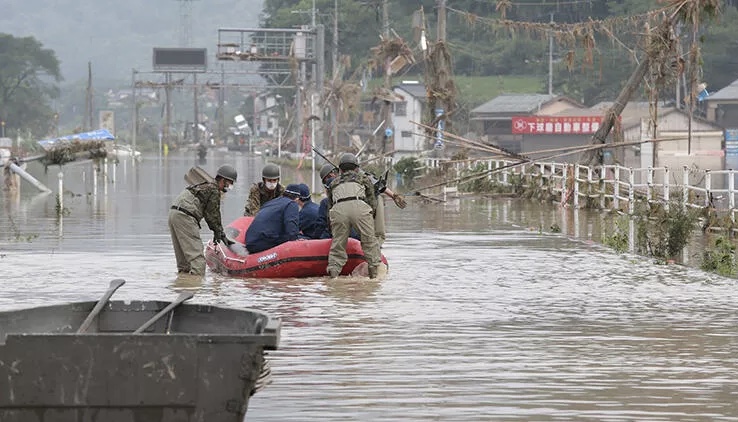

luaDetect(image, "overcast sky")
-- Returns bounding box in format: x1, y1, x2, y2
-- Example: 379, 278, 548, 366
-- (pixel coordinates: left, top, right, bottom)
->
1, 0, 263, 82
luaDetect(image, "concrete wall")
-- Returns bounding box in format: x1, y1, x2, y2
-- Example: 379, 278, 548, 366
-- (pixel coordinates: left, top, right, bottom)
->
632, 129, 725, 188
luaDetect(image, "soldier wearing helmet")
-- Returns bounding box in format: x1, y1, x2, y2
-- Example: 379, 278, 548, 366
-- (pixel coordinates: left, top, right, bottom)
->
319, 163, 338, 183
169, 164, 237, 275
243, 163, 285, 216
314, 163, 358, 240
325, 153, 381, 279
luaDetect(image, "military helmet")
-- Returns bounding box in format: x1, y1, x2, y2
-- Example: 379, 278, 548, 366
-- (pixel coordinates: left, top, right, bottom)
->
319, 163, 337, 181
338, 153, 358, 170
216, 164, 237, 183
262, 163, 281, 179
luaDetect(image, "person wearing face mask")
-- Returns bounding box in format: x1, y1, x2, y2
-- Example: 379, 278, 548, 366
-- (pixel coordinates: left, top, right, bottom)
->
243, 163, 285, 216
245, 184, 301, 253
168, 164, 237, 275
295, 183, 321, 239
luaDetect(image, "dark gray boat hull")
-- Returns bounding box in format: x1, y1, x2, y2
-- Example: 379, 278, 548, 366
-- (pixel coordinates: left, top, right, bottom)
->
0, 300, 280, 422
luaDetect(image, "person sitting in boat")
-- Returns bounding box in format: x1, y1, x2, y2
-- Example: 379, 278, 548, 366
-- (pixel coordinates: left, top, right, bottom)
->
326, 153, 381, 279
169, 164, 237, 275
245, 184, 301, 253
296, 183, 321, 239
243, 163, 285, 216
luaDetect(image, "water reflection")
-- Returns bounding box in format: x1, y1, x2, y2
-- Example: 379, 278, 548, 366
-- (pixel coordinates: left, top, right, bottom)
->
1, 153, 738, 420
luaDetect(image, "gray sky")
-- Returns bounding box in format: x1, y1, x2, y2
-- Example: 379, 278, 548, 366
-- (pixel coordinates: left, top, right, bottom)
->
1, 0, 263, 82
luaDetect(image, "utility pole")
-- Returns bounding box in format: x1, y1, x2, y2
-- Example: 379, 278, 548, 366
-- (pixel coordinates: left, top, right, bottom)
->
437, 0, 446, 43
548, 13, 554, 96
219, 64, 225, 142
85, 62, 93, 131
380, 0, 392, 156
164, 72, 172, 150
296, 29, 305, 156
131, 69, 137, 152
332, 0, 338, 81
675, 23, 683, 109
434, 0, 448, 154
331, 0, 338, 152
193, 73, 199, 143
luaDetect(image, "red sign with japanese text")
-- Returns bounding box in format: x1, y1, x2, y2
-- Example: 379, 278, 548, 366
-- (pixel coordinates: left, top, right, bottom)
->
511, 116, 604, 135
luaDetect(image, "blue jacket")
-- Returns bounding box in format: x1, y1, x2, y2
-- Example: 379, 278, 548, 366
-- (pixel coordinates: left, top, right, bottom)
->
299, 200, 321, 239
316, 197, 332, 239
316, 197, 359, 240
246, 196, 300, 253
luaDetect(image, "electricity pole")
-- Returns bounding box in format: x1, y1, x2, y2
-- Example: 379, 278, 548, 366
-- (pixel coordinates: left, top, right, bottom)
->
85, 62, 93, 131
437, 0, 446, 43
548, 13, 554, 96
380, 0, 392, 156
131, 68, 137, 152
434, 0, 447, 155
193, 73, 199, 143
164, 72, 172, 149
331, 0, 338, 152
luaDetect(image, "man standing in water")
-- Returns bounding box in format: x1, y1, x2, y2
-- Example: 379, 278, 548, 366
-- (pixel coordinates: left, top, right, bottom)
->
326, 153, 381, 279
168, 164, 237, 275
244, 163, 284, 216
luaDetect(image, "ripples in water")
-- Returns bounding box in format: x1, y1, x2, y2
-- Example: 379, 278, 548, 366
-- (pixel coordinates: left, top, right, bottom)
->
2, 156, 738, 420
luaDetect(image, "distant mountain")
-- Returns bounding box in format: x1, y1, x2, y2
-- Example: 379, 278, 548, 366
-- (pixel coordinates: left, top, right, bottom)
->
2, 0, 263, 83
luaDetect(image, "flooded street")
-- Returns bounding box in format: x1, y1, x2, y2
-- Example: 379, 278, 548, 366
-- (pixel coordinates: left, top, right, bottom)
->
2, 153, 738, 421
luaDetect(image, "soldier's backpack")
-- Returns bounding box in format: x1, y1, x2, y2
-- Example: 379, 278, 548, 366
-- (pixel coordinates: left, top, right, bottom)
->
184, 166, 215, 187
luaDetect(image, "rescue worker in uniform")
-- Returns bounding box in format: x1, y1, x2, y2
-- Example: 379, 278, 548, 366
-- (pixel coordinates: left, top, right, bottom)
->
317, 163, 359, 240
168, 164, 237, 275
296, 183, 321, 239
326, 153, 381, 279
245, 184, 301, 253
243, 163, 285, 216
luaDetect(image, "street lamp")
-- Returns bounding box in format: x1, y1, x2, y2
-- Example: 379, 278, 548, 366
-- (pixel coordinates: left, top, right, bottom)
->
1, 121, 5, 138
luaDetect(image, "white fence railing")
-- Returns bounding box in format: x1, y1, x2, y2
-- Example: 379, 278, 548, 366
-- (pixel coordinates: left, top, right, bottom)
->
420, 158, 738, 222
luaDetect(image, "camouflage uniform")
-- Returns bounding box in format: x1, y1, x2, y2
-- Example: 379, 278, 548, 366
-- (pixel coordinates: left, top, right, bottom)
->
326, 169, 381, 277
168, 182, 225, 275
243, 182, 285, 216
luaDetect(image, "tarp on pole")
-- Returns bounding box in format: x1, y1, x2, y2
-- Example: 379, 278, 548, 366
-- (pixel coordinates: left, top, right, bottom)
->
37, 129, 115, 151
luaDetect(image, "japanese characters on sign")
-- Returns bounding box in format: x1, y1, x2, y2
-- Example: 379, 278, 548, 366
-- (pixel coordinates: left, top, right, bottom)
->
511, 116, 604, 135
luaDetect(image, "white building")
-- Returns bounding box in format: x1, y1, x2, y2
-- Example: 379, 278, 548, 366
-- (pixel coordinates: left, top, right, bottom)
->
391, 81, 427, 160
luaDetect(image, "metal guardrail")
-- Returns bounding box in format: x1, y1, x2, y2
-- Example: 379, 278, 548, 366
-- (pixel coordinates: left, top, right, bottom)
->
420, 158, 738, 222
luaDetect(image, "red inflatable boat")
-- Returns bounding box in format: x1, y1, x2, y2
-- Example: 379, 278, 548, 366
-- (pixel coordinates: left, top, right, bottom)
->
205, 216, 388, 278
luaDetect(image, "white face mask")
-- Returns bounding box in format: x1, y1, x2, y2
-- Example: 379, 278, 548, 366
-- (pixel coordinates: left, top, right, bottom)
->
265, 181, 278, 190
222, 184, 231, 193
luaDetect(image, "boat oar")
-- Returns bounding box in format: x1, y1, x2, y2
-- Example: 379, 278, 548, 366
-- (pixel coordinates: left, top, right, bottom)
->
77, 278, 126, 333
133, 291, 194, 334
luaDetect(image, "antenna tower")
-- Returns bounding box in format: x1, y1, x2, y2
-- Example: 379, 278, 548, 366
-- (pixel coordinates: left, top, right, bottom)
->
176, 0, 196, 47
